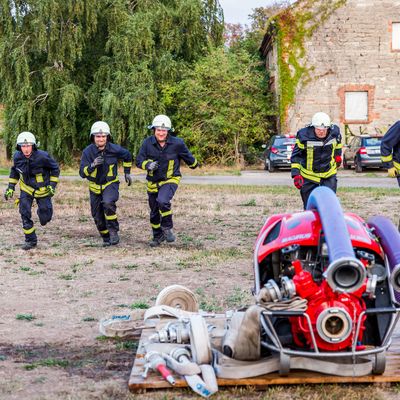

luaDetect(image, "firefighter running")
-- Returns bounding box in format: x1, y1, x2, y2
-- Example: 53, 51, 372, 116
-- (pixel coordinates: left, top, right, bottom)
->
380, 120, 400, 186
291, 112, 343, 209
79, 121, 132, 247
4, 131, 60, 250
136, 115, 198, 247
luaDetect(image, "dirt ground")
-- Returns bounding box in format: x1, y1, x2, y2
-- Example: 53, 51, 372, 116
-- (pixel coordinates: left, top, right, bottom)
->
1, 177, 400, 399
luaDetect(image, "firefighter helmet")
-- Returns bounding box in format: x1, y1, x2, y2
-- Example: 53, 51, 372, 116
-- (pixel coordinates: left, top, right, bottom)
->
90, 121, 111, 136
148, 115, 172, 131
16, 131, 37, 150
311, 112, 331, 128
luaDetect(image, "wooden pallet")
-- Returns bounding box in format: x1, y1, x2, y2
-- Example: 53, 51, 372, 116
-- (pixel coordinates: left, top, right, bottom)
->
129, 318, 400, 392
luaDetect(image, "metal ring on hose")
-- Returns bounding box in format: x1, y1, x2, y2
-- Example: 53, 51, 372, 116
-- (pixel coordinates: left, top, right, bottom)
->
155, 285, 199, 312
189, 315, 212, 364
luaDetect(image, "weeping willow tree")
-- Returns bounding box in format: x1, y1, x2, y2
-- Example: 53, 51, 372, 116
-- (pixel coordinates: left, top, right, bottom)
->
0, 0, 223, 161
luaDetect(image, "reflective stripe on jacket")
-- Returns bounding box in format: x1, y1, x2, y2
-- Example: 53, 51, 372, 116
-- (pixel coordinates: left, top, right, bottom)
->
380, 120, 400, 170
8, 149, 60, 197
79, 142, 132, 193
136, 135, 197, 184
291, 125, 342, 183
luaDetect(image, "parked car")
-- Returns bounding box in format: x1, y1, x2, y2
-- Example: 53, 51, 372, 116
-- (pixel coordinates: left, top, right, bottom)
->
343, 135, 383, 172
263, 135, 296, 172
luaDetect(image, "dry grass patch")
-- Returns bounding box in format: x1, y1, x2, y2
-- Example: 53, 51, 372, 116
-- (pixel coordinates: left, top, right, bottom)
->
1, 178, 400, 399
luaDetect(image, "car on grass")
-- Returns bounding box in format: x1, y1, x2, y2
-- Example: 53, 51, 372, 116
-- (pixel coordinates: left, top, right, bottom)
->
263, 135, 296, 172
343, 135, 383, 172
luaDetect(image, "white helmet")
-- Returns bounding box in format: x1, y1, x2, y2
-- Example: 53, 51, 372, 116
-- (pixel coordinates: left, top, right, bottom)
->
311, 112, 331, 128
90, 121, 111, 136
148, 114, 172, 130
16, 131, 36, 146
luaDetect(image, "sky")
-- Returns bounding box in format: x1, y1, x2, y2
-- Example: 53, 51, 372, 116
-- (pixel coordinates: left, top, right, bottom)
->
218, 0, 280, 26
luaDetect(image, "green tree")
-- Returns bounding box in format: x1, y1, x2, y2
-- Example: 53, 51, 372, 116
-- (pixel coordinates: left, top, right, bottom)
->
171, 47, 275, 165
0, 0, 223, 161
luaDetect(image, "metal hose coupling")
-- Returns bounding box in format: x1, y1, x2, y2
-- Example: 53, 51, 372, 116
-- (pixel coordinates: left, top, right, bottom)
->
325, 257, 366, 293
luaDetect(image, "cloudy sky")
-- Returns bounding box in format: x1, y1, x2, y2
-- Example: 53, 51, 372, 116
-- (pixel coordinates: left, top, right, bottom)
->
218, 0, 281, 25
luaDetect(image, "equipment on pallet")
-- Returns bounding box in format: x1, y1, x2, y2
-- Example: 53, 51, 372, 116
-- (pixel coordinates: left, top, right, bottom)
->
131, 187, 400, 396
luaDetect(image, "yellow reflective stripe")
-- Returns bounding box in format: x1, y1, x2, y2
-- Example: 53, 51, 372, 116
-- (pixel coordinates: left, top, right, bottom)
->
161, 177, 181, 186
335, 143, 343, 149
300, 169, 321, 183
20, 181, 36, 196
189, 159, 198, 168
84, 166, 90, 176
100, 229, 109, 234
299, 166, 337, 182
142, 160, 152, 169
167, 160, 174, 178
9, 178, 19, 184
291, 163, 301, 170
151, 223, 161, 229
107, 164, 114, 177
330, 145, 335, 168
88, 177, 119, 194
382, 154, 393, 162
146, 177, 180, 193
21, 186, 49, 198
160, 210, 172, 217
36, 173, 44, 183
105, 214, 117, 220
50, 176, 59, 183
394, 161, 400, 171
123, 161, 132, 168
23, 227, 35, 235
296, 139, 305, 149
306, 147, 313, 171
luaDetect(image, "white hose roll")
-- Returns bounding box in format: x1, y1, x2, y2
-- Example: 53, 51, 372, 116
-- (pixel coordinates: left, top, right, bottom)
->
155, 285, 199, 312
189, 315, 212, 364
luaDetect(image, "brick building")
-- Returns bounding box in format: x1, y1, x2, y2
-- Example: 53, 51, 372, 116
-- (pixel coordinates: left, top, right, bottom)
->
260, 0, 400, 140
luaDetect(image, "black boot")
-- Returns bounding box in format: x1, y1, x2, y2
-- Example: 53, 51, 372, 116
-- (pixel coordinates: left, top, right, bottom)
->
21, 241, 37, 251
163, 228, 176, 243
102, 238, 111, 247
109, 231, 120, 245
149, 234, 165, 247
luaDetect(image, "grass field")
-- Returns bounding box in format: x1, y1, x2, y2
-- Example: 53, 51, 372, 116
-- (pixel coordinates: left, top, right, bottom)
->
1, 177, 400, 399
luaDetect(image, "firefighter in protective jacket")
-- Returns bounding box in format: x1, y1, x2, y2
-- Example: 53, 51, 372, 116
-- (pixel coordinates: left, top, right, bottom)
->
136, 114, 198, 247
291, 112, 343, 209
380, 120, 400, 186
4, 131, 60, 250
79, 121, 132, 246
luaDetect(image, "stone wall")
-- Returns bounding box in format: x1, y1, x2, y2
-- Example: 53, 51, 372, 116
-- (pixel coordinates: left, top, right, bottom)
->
286, 0, 400, 140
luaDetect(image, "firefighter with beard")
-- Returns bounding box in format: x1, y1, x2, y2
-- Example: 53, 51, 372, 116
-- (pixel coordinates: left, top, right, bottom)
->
136, 115, 198, 247
291, 112, 343, 209
4, 131, 60, 250
79, 121, 132, 246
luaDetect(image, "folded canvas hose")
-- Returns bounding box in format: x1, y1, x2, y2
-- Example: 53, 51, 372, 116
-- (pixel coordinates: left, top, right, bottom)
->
222, 295, 308, 361
156, 285, 199, 312
166, 347, 218, 398
99, 309, 147, 338
144, 305, 199, 321
213, 350, 374, 378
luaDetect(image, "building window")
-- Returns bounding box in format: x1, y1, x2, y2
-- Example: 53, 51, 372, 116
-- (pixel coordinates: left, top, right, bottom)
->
338, 85, 375, 124
393, 22, 400, 50
345, 91, 368, 121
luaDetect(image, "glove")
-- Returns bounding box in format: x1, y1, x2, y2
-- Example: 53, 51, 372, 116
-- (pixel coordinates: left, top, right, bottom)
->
124, 173, 132, 186
293, 175, 304, 190
335, 155, 342, 168
146, 161, 159, 172
388, 167, 397, 178
90, 156, 104, 169
47, 185, 56, 197
4, 187, 14, 200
